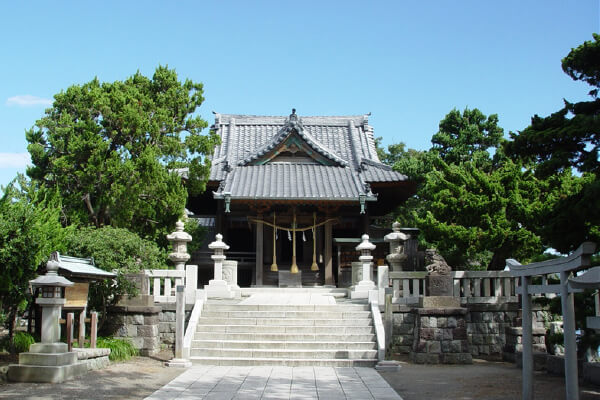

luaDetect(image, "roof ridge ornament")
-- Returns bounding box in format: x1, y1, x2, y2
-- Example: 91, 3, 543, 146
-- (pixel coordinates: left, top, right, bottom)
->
288, 108, 303, 130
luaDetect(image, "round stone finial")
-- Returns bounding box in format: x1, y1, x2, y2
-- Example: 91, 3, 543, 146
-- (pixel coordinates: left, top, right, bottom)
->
46, 259, 59, 274
392, 221, 401, 232
356, 234, 376, 252
216, 233, 223, 241
175, 220, 185, 231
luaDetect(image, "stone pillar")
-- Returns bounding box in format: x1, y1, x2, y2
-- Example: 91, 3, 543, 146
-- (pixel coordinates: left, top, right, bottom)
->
350, 234, 377, 299
205, 234, 235, 299
167, 285, 191, 368
166, 221, 192, 271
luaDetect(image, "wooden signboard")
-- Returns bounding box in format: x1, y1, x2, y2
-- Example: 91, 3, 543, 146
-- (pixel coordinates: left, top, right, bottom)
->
65, 282, 89, 308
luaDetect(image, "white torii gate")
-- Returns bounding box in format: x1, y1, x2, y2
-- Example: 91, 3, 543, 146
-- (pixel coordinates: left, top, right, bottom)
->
506, 242, 597, 400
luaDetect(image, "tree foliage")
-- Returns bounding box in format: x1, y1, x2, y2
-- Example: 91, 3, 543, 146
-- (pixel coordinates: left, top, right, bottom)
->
26, 66, 218, 241
64, 226, 167, 327
382, 108, 545, 270
505, 34, 600, 251
0, 176, 69, 339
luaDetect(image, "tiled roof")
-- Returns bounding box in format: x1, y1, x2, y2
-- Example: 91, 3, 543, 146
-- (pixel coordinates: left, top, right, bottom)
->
221, 164, 365, 200
360, 159, 408, 182
57, 254, 115, 279
209, 111, 408, 203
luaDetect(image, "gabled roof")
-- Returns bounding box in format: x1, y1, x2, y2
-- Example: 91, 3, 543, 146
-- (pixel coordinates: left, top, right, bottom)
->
238, 110, 348, 167
209, 110, 409, 207
55, 253, 116, 280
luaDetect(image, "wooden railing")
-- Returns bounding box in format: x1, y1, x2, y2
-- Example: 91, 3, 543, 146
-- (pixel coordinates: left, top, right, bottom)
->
388, 270, 519, 305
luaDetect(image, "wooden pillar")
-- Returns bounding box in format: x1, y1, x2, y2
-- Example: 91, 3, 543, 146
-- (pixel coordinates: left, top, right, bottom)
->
216, 201, 223, 237
362, 209, 370, 236
324, 220, 334, 286
521, 276, 533, 400
256, 215, 264, 286
561, 270, 579, 400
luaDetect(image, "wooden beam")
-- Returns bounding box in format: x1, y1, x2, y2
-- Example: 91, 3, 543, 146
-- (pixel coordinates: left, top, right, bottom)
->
256, 216, 264, 286
325, 220, 334, 286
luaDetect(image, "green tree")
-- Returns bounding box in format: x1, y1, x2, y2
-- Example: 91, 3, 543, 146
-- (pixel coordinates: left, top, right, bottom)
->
431, 108, 504, 167
382, 108, 545, 270
505, 34, 600, 251
26, 66, 218, 241
64, 226, 167, 329
0, 176, 69, 340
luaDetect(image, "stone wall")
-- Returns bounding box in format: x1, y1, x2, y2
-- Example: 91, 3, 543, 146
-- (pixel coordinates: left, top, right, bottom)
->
105, 305, 161, 356
388, 303, 547, 361
410, 308, 472, 364
157, 303, 192, 348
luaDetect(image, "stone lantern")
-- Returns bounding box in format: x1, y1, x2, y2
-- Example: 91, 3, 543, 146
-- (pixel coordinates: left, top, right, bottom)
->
205, 234, 235, 298
30, 255, 74, 344
8, 253, 86, 383
166, 220, 192, 271
384, 222, 409, 272
350, 234, 377, 299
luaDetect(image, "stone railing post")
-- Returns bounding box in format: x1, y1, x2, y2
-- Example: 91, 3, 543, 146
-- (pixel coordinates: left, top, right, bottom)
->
167, 285, 191, 368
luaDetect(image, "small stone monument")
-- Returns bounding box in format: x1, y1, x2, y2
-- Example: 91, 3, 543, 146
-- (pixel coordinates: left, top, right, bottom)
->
350, 234, 377, 299
8, 254, 87, 383
420, 249, 459, 308
167, 220, 192, 271
205, 234, 236, 299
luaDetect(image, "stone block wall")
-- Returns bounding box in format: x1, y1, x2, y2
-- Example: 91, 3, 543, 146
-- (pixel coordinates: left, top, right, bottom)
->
158, 303, 192, 348
410, 308, 472, 364
466, 304, 520, 357
389, 307, 414, 355
389, 303, 547, 361
105, 305, 161, 356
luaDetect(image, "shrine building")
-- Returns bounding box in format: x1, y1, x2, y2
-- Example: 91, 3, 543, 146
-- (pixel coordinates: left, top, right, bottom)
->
187, 110, 415, 287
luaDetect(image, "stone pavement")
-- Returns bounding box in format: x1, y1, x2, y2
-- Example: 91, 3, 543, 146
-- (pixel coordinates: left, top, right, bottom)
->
144, 365, 402, 400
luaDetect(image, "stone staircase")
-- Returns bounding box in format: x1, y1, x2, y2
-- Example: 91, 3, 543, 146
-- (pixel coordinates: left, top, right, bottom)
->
190, 299, 378, 366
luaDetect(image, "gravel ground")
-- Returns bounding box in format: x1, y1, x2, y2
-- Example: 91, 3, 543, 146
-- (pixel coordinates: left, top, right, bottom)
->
0, 351, 184, 400
2, 355, 600, 399
380, 358, 600, 400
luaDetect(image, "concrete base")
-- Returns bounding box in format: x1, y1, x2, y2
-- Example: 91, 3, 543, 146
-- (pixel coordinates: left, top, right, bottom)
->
166, 358, 192, 368
205, 280, 235, 299
375, 360, 402, 372
419, 296, 460, 308
350, 281, 377, 299
8, 361, 87, 383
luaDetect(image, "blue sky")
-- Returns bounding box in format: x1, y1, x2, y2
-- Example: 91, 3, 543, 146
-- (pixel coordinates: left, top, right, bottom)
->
0, 1, 598, 188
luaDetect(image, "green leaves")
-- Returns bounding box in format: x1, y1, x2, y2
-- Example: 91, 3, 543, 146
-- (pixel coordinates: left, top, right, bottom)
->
25, 66, 217, 241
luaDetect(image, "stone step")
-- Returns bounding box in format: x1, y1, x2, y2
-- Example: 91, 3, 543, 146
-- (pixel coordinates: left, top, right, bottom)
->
194, 332, 377, 342
197, 317, 373, 326
196, 324, 374, 335
203, 304, 369, 312
189, 357, 377, 367
191, 340, 377, 350
200, 310, 371, 319
190, 348, 378, 359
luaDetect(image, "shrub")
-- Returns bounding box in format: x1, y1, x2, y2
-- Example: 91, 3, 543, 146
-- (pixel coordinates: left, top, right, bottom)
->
0, 331, 36, 353
96, 337, 138, 361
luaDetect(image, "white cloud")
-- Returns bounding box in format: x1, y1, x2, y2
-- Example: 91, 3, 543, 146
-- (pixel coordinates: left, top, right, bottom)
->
6, 95, 52, 107
0, 153, 31, 168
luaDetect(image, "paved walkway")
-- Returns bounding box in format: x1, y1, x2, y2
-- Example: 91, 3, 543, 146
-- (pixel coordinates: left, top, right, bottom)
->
144, 365, 402, 400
